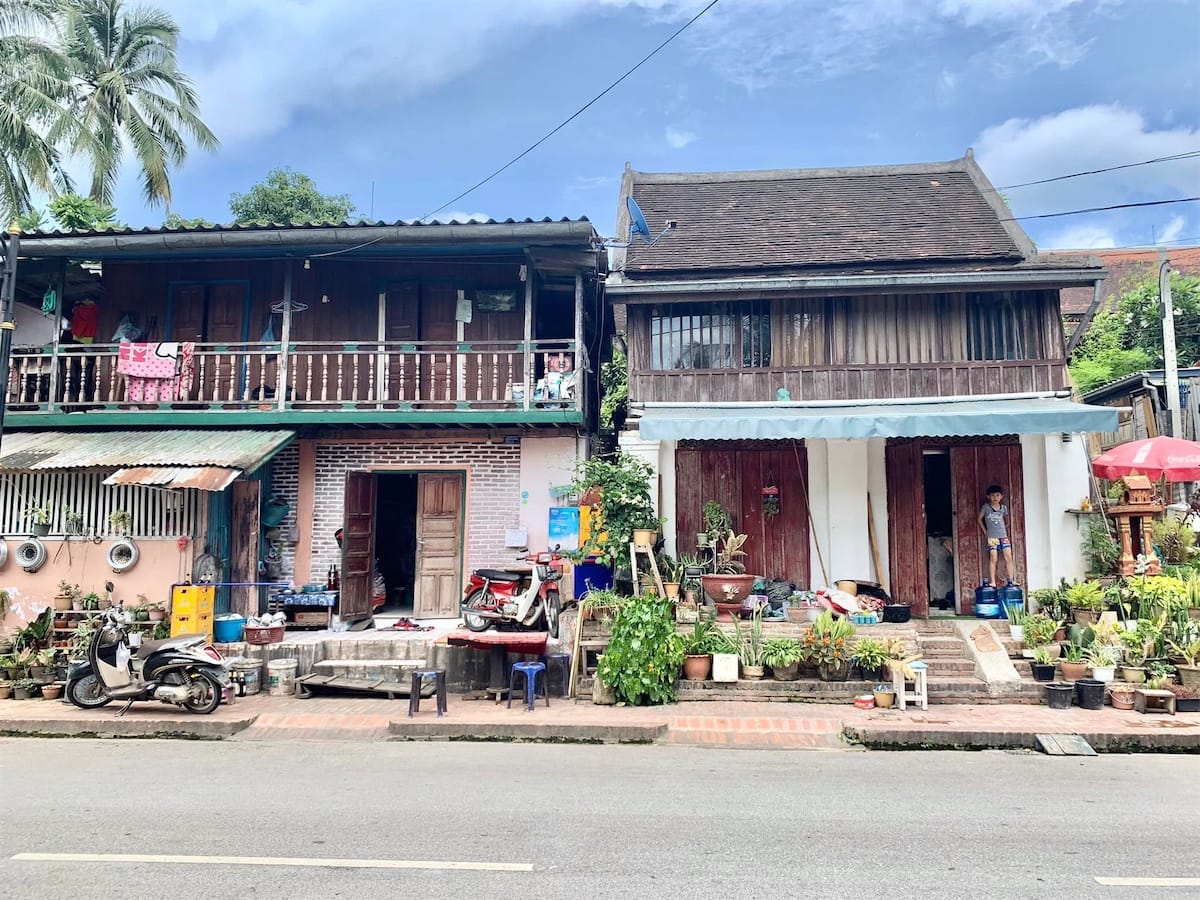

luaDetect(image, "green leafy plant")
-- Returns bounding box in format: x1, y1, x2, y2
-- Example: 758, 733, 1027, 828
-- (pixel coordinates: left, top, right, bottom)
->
657, 553, 683, 584
851, 637, 889, 671
715, 530, 748, 574
24, 503, 53, 526
729, 605, 765, 667
760, 637, 803, 669
1063, 642, 1085, 663
568, 452, 661, 569
1022, 613, 1061, 648
1152, 518, 1197, 566
1119, 630, 1148, 666
69, 621, 95, 659
13, 678, 41, 694
597, 594, 683, 705
801, 610, 856, 668
1086, 643, 1120, 667
1168, 637, 1200, 667
107, 509, 132, 535
14, 609, 53, 650
1005, 604, 1029, 627
681, 616, 718, 656
1031, 646, 1054, 666
1065, 580, 1106, 612
1081, 518, 1120, 576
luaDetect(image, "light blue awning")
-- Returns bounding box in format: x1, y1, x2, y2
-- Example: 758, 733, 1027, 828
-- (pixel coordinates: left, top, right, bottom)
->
637, 397, 1118, 441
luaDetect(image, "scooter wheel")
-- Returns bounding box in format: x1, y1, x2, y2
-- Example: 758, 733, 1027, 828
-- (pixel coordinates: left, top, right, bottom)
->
462, 588, 493, 632
543, 589, 562, 639
67, 673, 113, 709
182, 670, 222, 715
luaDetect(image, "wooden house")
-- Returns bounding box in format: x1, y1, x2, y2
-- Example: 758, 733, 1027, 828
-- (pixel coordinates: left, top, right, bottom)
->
2, 218, 603, 623
607, 153, 1116, 615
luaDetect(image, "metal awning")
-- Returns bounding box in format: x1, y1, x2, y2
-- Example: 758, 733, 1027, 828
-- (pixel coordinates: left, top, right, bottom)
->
637, 396, 1118, 441
0, 429, 294, 490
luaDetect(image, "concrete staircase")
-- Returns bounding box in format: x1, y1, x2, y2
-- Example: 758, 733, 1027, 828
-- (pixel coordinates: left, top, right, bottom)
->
913, 620, 991, 703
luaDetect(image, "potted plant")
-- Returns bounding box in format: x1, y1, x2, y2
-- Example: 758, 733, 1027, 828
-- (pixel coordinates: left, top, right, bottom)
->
701, 500, 732, 548
1118, 632, 1147, 682
0, 680, 10, 700
1109, 682, 1137, 710
1006, 604, 1029, 642
24, 503, 53, 536
700, 531, 755, 614
1167, 683, 1200, 713
730, 605, 765, 679
12, 678, 40, 700
108, 509, 133, 536
707, 627, 740, 683
62, 505, 85, 536
851, 637, 889, 681
578, 588, 627, 626
52, 581, 77, 612
1030, 647, 1057, 681
761, 637, 803, 681
1086, 642, 1120, 683
681, 616, 717, 681
41, 682, 63, 701
677, 554, 706, 603
1167, 636, 1200, 690
143, 596, 165, 622
568, 452, 660, 571
1060, 642, 1088, 680
657, 555, 683, 599
804, 610, 856, 681
1066, 581, 1106, 626
1022, 614, 1062, 658
595, 594, 684, 705
872, 684, 897, 708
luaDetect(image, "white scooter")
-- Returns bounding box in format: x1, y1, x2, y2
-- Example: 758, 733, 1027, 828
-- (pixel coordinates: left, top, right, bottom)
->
66, 603, 230, 715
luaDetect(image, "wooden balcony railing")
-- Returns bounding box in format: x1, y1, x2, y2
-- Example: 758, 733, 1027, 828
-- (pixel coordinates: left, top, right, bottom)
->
5, 339, 581, 415
630, 360, 1070, 404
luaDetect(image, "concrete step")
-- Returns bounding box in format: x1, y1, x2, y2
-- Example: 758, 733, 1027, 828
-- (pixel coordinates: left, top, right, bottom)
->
319, 638, 434, 660
917, 637, 965, 652
923, 658, 977, 676
913, 620, 959, 634
312, 658, 428, 681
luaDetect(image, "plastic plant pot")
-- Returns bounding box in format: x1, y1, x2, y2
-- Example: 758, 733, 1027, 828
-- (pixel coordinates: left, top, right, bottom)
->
1045, 682, 1073, 709
1075, 678, 1105, 711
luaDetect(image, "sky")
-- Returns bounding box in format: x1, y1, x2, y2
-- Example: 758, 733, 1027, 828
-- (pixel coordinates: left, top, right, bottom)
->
94, 0, 1200, 251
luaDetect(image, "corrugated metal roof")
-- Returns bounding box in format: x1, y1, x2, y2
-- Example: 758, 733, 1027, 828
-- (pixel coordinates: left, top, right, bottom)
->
0, 430, 293, 472
103, 466, 242, 491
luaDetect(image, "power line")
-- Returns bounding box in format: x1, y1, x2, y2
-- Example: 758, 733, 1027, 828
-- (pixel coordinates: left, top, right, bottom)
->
1003, 196, 1200, 222
999, 150, 1200, 190
420, 0, 721, 222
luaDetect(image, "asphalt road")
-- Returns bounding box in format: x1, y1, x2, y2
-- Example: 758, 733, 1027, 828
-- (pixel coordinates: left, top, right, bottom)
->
1, 739, 1197, 899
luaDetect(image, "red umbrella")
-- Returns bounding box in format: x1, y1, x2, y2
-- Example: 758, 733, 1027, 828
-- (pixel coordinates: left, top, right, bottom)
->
1091, 435, 1200, 482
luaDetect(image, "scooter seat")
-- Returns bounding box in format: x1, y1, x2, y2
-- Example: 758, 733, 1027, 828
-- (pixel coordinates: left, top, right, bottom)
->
477, 569, 523, 582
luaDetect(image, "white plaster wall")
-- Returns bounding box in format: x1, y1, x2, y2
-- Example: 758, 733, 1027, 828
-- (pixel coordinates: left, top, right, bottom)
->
867, 438, 890, 585
616, 432, 673, 549
518, 434, 581, 551
13, 302, 56, 347
1021, 432, 1093, 588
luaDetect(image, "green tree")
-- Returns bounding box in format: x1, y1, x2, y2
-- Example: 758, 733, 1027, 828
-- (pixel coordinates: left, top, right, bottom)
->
16, 207, 48, 231
162, 211, 214, 229
48, 192, 117, 230
0, 0, 73, 218
229, 167, 355, 226
55, 0, 218, 207
1070, 271, 1200, 394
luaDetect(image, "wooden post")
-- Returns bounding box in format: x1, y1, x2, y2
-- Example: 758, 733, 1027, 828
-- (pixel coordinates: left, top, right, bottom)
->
574, 272, 584, 416
277, 262, 292, 410
523, 264, 533, 411
376, 288, 386, 408
229, 480, 261, 617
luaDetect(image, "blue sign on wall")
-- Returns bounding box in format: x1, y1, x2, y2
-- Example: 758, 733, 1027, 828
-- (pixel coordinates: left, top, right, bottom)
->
548, 506, 580, 552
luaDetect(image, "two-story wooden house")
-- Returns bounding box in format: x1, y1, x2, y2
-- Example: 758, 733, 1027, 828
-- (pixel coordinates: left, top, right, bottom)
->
607, 154, 1117, 615
1, 218, 603, 624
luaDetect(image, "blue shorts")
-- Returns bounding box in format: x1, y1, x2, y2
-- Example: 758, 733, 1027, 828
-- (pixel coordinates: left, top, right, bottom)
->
987, 537, 1011, 551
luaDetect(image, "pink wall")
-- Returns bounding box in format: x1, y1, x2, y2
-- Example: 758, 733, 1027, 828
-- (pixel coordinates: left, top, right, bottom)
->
1, 538, 195, 635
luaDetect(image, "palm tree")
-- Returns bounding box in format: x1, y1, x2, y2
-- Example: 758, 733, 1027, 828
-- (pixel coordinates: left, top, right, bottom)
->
0, 0, 73, 219
56, 0, 218, 207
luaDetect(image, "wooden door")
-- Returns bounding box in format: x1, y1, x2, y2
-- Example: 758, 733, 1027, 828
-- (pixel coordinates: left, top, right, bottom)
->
341, 471, 377, 622
420, 285, 458, 403
170, 284, 206, 341
229, 480, 260, 618
414, 473, 464, 618
886, 440, 929, 615
674, 442, 810, 586
465, 296, 522, 403
386, 281, 418, 402
951, 444, 1026, 614
208, 284, 248, 399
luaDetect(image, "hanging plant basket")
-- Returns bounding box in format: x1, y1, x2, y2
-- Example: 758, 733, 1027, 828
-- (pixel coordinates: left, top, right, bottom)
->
761, 484, 780, 518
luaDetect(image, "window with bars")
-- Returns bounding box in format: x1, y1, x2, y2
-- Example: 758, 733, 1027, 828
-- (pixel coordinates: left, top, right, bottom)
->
650, 301, 772, 370
967, 293, 1031, 361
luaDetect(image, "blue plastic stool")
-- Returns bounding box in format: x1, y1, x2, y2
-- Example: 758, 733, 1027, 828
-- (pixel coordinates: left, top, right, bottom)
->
541, 652, 571, 698
408, 668, 447, 718
508, 661, 550, 711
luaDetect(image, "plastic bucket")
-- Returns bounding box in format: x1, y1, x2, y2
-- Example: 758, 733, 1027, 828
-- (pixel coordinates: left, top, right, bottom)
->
214, 614, 246, 644
231, 660, 261, 697
1045, 683, 1073, 709
1075, 678, 1105, 710
267, 658, 298, 696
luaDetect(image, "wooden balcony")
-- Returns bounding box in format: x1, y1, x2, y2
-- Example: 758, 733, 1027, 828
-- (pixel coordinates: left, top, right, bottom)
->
630, 359, 1069, 404
5, 339, 581, 424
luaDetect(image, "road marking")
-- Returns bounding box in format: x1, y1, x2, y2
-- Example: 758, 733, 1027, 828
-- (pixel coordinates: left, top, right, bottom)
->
12, 852, 534, 873
1095, 877, 1200, 887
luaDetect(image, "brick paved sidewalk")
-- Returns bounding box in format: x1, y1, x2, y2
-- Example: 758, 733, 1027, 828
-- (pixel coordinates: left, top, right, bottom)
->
1, 693, 1196, 751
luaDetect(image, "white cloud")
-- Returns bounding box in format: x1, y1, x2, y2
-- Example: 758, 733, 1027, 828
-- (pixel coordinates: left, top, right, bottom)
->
1044, 223, 1118, 249
1157, 215, 1186, 244
974, 105, 1200, 215
664, 126, 696, 149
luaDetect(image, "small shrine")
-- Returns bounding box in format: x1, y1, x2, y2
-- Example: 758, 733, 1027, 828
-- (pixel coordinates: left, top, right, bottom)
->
1105, 475, 1164, 575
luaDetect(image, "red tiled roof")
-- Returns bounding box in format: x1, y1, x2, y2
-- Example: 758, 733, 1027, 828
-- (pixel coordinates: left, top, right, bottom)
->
1052, 246, 1200, 318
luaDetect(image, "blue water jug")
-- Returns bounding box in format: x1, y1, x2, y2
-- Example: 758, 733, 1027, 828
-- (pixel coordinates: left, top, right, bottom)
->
974, 583, 1000, 618
1000, 583, 1024, 619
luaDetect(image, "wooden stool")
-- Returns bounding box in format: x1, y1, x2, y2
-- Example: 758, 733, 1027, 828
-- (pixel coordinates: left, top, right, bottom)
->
1134, 689, 1176, 715
894, 660, 929, 711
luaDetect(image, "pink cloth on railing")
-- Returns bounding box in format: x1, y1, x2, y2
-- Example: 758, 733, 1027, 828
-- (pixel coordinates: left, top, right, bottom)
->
119, 342, 195, 402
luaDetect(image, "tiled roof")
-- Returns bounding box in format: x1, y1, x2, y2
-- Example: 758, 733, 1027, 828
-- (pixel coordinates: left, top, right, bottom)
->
619, 155, 1049, 277
22, 216, 591, 239
1053, 246, 1200, 318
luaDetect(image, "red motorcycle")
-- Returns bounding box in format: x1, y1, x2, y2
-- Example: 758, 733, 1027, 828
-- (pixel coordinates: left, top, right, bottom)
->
461, 553, 564, 638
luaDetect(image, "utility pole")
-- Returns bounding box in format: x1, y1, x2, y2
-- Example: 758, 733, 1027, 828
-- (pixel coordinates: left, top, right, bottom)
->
0, 223, 21, 456
1160, 251, 1182, 439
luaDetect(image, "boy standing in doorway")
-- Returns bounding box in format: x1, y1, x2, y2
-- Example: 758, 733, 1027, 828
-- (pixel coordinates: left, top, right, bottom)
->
977, 484, 1016, 586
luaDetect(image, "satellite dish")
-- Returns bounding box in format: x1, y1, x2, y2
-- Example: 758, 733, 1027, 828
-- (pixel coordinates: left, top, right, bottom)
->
600, 196, 677, 249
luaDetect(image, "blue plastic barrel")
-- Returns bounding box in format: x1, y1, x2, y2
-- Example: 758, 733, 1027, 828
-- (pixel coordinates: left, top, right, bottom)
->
974, 583, 999, 618
213, 614, 246, 643
999, 583, 1024, 619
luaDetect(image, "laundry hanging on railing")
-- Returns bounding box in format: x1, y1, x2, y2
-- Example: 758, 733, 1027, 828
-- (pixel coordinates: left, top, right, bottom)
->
117, 341, 195, 402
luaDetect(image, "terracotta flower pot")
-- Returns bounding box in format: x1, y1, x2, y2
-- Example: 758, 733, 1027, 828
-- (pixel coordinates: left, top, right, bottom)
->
1109, 690, 1135, 710
41, 684, 63, 701
682, 654, 712, 681
700, 574, 756, 605
873, 688, 896, 709
1071, 609, 1099, 627
0, 684, 11, 700
662, 582, 680, 599
1118, 666, 1145, 684
1177, 665, 1200, 691
1059, 660, 1088, 681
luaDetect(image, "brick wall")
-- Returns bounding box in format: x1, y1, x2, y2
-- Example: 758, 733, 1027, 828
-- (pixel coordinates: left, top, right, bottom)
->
270, 436, 523, 584
271, 443, 300, 580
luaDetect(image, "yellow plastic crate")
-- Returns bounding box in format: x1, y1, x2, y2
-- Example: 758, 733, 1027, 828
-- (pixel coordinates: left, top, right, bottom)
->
171, 584, 215, 641
171, 613, 213, 642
